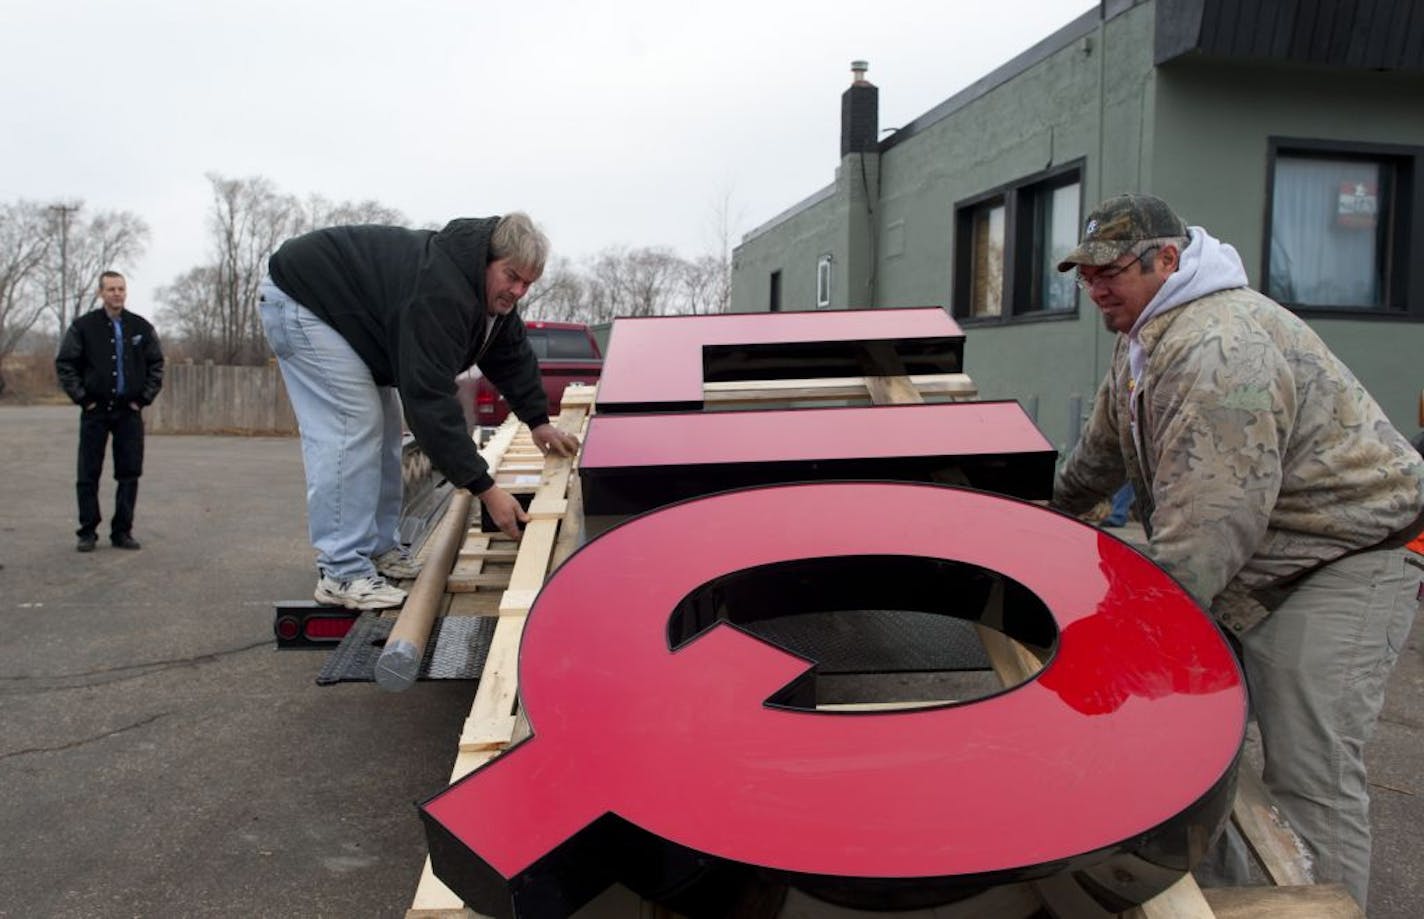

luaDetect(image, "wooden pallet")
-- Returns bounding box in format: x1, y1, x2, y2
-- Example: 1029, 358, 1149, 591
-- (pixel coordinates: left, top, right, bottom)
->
406, 373, 1359, 919
408, 390, 592, 917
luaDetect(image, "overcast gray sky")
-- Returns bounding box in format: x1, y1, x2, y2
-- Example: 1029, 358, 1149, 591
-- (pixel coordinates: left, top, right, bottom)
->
1, 0, 1094, 311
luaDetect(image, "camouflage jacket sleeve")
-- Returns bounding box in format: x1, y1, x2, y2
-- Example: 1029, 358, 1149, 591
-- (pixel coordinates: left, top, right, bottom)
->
1052, 340, 1130, 517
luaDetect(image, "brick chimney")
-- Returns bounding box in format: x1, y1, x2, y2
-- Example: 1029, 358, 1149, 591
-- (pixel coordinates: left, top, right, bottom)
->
840, 60, 879, 157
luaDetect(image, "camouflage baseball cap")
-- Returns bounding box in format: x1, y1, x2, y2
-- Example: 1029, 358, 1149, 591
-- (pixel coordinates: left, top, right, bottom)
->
1056, 194, 1188, 272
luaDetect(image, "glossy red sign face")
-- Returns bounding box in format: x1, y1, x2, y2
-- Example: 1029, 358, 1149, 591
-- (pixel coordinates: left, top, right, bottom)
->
580, 401, 1051, 468
421, 483, 1246, 916
594, 307, 964, 412
579, 400, 1058, 517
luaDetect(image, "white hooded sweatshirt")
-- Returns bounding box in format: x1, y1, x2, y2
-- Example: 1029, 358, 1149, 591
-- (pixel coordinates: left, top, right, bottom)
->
1126, 226, 1250, 394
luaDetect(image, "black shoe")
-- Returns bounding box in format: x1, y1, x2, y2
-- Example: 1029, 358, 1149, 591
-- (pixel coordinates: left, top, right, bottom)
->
112, 534, 142, 550
77, 535, 97, 553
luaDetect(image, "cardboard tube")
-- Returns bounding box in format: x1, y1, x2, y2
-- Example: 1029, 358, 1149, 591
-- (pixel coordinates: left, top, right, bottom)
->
375, 489, 472, 692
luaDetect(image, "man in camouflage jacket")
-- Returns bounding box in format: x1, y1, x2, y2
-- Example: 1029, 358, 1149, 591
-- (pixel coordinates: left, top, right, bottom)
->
1054, 194, 1424, 909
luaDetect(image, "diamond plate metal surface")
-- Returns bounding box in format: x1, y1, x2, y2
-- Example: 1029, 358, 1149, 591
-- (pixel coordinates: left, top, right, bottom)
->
317, 613, 496, 684
742, 609, 990, 673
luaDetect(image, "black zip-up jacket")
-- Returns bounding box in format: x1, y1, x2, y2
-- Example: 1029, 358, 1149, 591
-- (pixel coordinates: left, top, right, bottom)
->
55, 308, 165, 408
267, 217, 548, 494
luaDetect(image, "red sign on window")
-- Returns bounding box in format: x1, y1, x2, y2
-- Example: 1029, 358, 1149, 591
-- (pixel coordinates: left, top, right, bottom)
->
1337, 181, 1378, 229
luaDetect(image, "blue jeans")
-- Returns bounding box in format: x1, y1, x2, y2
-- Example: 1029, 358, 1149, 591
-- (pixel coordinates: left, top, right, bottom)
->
1102, 482, 1134, 527
258, 277, 404, 580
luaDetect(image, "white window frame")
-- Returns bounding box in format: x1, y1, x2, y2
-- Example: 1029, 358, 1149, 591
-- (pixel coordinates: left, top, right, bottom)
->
816, 254, 832, 309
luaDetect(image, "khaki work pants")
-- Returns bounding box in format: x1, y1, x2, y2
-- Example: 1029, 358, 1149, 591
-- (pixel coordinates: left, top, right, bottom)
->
1238, 545, 1421, 910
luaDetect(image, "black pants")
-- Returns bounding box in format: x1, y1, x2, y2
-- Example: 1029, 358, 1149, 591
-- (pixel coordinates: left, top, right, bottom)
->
76, 404, 144, 540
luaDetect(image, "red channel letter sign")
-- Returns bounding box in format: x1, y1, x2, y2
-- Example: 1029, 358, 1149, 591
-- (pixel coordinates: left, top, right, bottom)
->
579, 400, 1057, 521
594, 307, 965, 413
420, 483, 1246, 917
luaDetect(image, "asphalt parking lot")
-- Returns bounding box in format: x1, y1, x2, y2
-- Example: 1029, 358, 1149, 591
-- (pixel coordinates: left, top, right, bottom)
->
1, 403, 1420, 918
1, 406, 473, 919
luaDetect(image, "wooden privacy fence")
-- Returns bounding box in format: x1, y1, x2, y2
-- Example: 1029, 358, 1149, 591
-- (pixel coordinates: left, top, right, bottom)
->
147, 361, 297, 435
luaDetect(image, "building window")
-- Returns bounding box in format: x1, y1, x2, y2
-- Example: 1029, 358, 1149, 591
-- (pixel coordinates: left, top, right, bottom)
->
954, 162, 1082, 323
967, 199, 1005, 317
1031, 181, 1081, 314
769, 270, 782, 312
1265, 139, 1418, 313
816, 255, 832, 308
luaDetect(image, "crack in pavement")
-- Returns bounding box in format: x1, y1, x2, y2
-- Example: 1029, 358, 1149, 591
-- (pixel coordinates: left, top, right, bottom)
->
0, 711, 170, 761
0, 639, 275, 694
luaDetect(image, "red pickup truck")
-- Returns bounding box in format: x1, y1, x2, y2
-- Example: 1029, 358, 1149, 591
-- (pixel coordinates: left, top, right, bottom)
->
462, 320, 602, 436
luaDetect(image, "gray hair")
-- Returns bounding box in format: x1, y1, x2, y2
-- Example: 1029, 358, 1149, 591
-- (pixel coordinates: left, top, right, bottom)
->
490, 212, 550, 277
1133, 235, 1190, 272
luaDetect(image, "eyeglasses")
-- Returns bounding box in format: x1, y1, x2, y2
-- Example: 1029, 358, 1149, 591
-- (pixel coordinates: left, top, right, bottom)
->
1075, 246, 1159, 291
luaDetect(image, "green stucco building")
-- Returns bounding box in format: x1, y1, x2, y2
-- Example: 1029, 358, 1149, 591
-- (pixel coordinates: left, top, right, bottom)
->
730, 0, 1424, 453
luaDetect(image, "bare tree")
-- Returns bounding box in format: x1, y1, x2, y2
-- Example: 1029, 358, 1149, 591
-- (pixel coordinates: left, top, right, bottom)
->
156, 264, 222, 359
525, 236, 735, 325
38, 204, 150, 338
523, 256, 592, 323
207, 174, 302, 364
681, 254, 731, 316
690, 187, 740, 315
587, 245, 685, 319
298, 194, 407, 232
159, 175, 411, 364
0, 200, 54, 394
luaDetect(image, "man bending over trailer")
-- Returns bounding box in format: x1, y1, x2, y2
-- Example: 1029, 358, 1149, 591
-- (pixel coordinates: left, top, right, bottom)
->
259, 213, 580, 611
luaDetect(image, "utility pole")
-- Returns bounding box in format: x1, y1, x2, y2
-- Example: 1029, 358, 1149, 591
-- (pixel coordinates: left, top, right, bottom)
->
49, 202, 80, 336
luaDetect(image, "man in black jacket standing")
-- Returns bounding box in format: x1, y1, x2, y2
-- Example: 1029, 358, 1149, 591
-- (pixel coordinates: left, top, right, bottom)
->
260, 213, 579, 611
55, 271, 165, 552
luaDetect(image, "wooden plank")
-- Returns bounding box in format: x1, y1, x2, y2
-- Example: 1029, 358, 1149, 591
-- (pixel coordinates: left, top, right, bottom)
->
527, 499, 569, 520
445, 593, 500, 616
460, 714, 519, 752
456, 545, 519, 562
407, 414, 569, 918
497, 463, 546, 474
703, 372, 976, 408
454, 399, 591, 747
445, 571, 513, 593
816, 700, 957, 712
1122, 875, 1216, 919
559, 384, 597, 407
458, 612, 526, 749
1199, 883, 1362, 919
492, 479, 541, 493
496, 588, 540, 616
1231, 767, 1314, 886
863, 372, 924, 407
447, 533, 496, 593
407, 855, 473, 915
864, 373, 926, 405
976, 623, 1044, 686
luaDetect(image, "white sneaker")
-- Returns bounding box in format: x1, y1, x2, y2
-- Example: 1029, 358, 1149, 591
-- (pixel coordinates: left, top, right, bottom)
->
315, 574, 407, 610
373, 546, 423, 580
